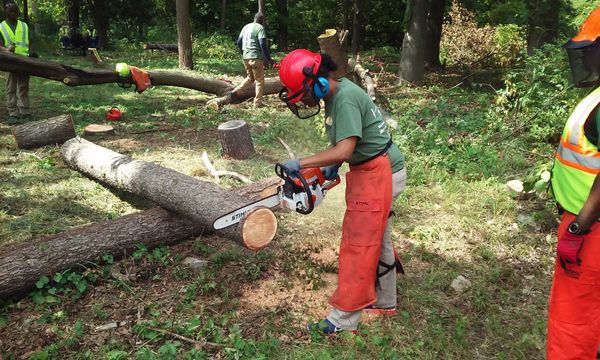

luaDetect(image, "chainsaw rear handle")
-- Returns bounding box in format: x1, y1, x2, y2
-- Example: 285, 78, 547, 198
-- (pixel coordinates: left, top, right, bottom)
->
274, 163, 315, 215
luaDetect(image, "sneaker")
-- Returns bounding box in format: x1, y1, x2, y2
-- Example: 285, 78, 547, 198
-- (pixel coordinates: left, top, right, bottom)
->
363, 305, 398, 316
306, 319, 357, 335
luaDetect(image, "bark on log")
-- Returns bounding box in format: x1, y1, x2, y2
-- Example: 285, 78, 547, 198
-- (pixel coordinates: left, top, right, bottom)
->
0, 207, 202, 300
12, 114, 76, 149
0, 52, 282, 105
348, 58, 376, 100
317, 29, 351, 79
0, 177, 282, 300
144, 43, 178, 52
60, 138, 276, 250
217, 120, 255, 160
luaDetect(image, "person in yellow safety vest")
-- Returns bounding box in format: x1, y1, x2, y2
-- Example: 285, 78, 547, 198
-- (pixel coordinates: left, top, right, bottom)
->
547, 6, 600, 359
0, 2, 34, 123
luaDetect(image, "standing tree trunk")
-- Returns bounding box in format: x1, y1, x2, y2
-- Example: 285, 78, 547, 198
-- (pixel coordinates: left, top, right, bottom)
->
91, 0, 109, 49
220, 0, 227, 31
176, 0, 194, 70
30, 0, 39, 32
318, 29, 351, 78
424, 0, 445, 70
258, 0, 266, 14
275, 0, 288, 50
350, 0, 364, 54
526, 0, 560, 54
23, 0, 29, 24
399, 0, 429, 84
68, 0, 79, 29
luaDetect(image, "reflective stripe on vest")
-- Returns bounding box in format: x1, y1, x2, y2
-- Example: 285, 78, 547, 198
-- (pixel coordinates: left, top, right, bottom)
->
0, 20, 28, 56
551, 87, 600, 214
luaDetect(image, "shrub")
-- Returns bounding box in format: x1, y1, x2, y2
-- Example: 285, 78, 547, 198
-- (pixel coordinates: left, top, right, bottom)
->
493, 24, 526, 67
193, 33, 239, 60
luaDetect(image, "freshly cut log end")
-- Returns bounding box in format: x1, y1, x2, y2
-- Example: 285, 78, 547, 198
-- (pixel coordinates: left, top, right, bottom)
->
240, 207, 277, 251
217, 120, 255, 160
12, 114, 76, 149
83, 124, 115, 137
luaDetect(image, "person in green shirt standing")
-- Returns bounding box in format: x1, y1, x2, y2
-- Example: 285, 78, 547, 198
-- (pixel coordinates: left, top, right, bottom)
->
230, 12, 274, 108
278, 49, 407, 334
0, 2, 34, 122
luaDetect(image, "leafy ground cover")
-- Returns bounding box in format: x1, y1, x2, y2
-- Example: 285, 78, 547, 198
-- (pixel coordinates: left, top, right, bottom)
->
0, 44, 572, 359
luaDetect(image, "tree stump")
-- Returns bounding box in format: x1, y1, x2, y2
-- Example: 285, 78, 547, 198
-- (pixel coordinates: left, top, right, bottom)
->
317, 29, 351, 79
12, 114, 76, 149
83, 124, 115, 137
217, 120, 255, 160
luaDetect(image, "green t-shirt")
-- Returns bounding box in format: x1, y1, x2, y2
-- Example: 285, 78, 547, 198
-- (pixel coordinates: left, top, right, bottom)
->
325, 78, 405, 172
238, 22, 266, 60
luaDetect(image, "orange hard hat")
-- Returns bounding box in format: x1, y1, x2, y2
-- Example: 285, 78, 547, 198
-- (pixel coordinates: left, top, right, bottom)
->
566, 6, 600, 48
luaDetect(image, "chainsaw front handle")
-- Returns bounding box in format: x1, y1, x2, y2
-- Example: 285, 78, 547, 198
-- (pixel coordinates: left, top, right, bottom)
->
274, 163, 315, 215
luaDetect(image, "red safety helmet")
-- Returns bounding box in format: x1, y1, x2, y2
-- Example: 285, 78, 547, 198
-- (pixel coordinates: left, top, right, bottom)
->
565, 6, 600, 87
279, 49, 322, 105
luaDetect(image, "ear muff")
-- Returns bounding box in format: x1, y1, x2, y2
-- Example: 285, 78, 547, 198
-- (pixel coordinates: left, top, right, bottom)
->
312, 77, 329, 99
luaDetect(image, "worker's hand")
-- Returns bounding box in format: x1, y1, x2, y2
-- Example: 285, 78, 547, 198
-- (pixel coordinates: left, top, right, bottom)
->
282, 159, 301, 173
322, 164, 341, 180
557, 230, 585, 269
8, 44, 15, 53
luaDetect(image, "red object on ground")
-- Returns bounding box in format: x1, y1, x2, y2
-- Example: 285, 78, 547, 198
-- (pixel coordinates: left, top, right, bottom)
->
547, 211, 600, 358
106, 107, 122, 121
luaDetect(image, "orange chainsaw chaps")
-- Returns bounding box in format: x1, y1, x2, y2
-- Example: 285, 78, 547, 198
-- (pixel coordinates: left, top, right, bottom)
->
547, 212, 600, 359
329, 155, 392, 312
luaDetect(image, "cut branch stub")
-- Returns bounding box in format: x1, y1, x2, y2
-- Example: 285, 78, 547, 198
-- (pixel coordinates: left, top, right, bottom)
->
218, 120, 255, 160
12, 114, 76, 149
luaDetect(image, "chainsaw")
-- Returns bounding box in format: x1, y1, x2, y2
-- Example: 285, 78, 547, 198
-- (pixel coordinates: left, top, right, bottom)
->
213, 163, 341, 230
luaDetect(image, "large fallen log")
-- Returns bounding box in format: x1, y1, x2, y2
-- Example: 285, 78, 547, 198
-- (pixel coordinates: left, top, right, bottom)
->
12, 114, 76, 149
60, 138, 277, 250
0, 51, 281, 101
144, 43, 178, 52
0, 177, 283, 300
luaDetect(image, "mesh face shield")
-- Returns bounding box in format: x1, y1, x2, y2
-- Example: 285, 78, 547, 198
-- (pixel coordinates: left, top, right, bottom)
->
278, 65, 323, 119
566, 40, 600, 87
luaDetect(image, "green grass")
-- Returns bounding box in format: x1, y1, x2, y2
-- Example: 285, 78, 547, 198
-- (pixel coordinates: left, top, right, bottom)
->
0, 45, 558, 359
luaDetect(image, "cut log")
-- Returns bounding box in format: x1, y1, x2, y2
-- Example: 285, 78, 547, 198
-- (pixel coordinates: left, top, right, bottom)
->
12, 114, 76, 149
217, 120, 255, 160
317, 29, 351, 79
0, 51, 281, 101
0, 207, 202, 300
60, 138, 276, 249
83, 124, 115, 137
348, 58, 376, 101
144, 43, 178, 52
0, 178, 282, 300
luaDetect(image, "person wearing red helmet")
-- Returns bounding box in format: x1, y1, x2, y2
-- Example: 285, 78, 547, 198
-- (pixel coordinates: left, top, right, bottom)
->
278, 49, 406, 334
547, 6, 600, 358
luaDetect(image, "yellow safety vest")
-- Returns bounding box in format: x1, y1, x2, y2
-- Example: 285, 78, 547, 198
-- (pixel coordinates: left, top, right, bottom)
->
0, 20, 29, 56
551, 86, 600, 214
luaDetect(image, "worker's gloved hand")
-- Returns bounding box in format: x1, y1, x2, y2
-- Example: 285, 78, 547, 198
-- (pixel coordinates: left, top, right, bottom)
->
557, 230, 585, 269
322, 164, 341, 180
282, 159, 301, 173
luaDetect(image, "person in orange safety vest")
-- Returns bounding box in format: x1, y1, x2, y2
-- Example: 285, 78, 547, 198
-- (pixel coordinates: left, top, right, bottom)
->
548, 6, 600, 359
277, 49, 407, 334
